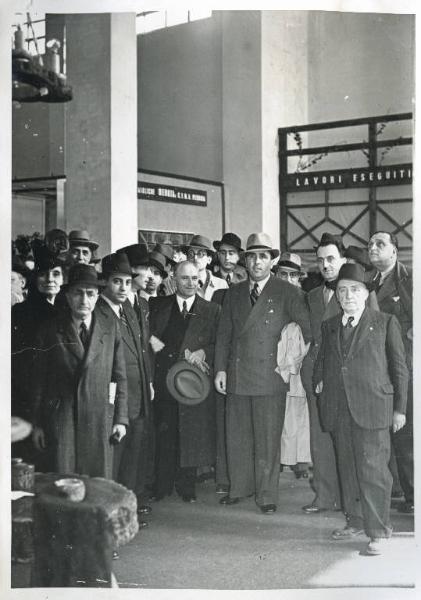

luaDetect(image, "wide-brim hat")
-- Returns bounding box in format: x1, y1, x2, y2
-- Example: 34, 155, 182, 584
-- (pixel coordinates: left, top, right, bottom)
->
166, 360, 211, 406
100, 252, 137, 279
337, 263, 368, 287
213, 232, 243, 253
245, 233, 279, 259
277, 251, 304, 272
64, 264, 103, 289
68, 229, 99, 251
153, 243, 176, 266
117, 243, 149, 267
33, 243, 67, 273
182, 234, 214, 255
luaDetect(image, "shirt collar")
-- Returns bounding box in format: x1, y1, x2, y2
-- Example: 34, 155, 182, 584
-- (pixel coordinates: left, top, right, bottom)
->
249, 273, 270, 292
341, 306, 365, 327
140, 290, 156, 301
101, 293, 121, 317
176, 294, 195, 312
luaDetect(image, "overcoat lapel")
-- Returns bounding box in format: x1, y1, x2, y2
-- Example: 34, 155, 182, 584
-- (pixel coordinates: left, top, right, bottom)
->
155, 296, 177, 338
345, 308, 373, 360
123, 300, 142, 358
327, 314, 343, 363
376, 270, 397, 303
82, 313, 106, 369
240, 276, 275, 336
182, 296, 205, 348
58, 316, 85, 362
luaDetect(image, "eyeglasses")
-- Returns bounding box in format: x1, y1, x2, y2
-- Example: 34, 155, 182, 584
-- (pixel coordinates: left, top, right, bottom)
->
187, 249, 208, 259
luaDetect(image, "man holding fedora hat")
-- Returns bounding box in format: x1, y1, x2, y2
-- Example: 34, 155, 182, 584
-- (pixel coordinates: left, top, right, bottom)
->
31, 263, 128, 479
96, 253, 154, 522
68, 229, 100, 265
313, 263, 408, 555
184, 234, 228, 301
213, 233, 247, 286
215, 233, 311, 514
149, 261, 220, 503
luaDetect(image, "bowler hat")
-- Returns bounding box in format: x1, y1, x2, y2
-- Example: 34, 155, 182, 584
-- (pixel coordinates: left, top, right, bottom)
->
183, 234, 214, 255
166, 360, 211, 406
277, 251, 303, 272
245, 232, 280, 259
101, 253, 136, 279
153, 243, 176, 266
66, 264, 102, 288
213, 232, 243, 253
68, 229, 99, 251
33, 244, 67, 273
337, 263, 368, 287
117, 243, 149, 267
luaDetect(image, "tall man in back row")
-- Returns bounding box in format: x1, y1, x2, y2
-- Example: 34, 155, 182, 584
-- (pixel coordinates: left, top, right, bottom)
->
215, 233, 311, 514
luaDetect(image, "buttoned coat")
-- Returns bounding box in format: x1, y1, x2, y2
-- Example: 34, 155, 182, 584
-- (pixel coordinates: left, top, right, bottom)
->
32, 309, 128, 478
313, 307, 408, 432
149, 294, 220, 467
214, 276, 311, 396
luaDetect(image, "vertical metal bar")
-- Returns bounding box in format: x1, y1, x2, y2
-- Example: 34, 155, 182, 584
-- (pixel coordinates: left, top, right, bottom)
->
220, 183, 226, 235
368, 122, 377, 236
278, 129, 288, 252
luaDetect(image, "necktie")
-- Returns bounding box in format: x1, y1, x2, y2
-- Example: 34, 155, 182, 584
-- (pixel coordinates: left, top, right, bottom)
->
344, 316, 354, 329
182, 300, 188, 319
250, 282, 260, 307
226, 274, 232, 286
119, 305, 129, 328
79, 321, 89, 350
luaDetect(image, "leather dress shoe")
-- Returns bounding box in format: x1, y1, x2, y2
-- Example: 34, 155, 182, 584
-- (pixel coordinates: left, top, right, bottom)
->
138, 519, 149, 528
260, 504, 277, 514
138, 505, 152, 515
331, 525, 364, 540
112, 550, 119, 560
219, 495, 240, 505
181, 494, 197, 503
302, 503, 328, 514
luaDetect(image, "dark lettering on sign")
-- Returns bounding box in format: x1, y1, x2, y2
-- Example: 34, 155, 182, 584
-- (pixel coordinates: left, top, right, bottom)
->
284, 164, 412, 191
138, 182, 207, 206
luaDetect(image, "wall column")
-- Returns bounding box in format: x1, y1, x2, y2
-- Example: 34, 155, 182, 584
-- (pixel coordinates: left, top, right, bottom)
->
64, 13, 137, 255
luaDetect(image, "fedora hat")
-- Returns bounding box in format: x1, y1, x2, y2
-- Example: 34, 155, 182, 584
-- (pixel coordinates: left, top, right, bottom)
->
153, 243, 176, 266
213, 232, 243, 252
245, 232, 279, 259
344, 245, 374, 271
146, 251, 168, 278
68, 229, 99, 251
166, 360, 211, 406
100, 252, 137, 279
277, 252, 304, 272
337, 263, 368, 287
66, 264, 102, 288
117, 243, 149, 267
182, 234, 214, 255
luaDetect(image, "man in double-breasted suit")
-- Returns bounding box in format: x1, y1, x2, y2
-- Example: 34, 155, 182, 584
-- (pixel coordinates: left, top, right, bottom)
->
149, 261, 220, 502
314, 263, 408, 555
214, 233, 311, 514
32, 264, 128, 479
95, 252, 154, 518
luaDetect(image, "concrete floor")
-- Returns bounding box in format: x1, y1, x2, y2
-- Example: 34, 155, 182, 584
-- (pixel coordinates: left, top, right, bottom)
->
113, 470, 415, 590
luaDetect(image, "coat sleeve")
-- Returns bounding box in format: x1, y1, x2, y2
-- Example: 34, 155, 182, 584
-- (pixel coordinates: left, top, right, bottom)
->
287, 286, 312, 344
386, 314, 409, 414
202, 302, 221, 366
214, 288, 234, 373
112, 321, 129, 426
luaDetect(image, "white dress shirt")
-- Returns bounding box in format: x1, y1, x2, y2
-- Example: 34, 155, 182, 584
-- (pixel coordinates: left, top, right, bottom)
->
176, 294, 195, 313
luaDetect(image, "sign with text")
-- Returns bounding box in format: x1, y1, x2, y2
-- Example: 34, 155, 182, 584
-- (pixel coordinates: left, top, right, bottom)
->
138, 181, 207, 206
285, 164, 412, 191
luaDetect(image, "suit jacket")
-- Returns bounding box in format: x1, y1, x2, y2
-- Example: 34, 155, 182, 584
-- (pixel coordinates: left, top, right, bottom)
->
313, 307, 408, 431
95, 297, 152, 420
213, 265, 248, 285
32, 309, 128, 478
214, 275, 311, 396
149, 294, 220, 467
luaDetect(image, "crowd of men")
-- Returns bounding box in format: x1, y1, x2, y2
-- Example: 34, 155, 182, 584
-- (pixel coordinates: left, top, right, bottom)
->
11, 226, 413, 558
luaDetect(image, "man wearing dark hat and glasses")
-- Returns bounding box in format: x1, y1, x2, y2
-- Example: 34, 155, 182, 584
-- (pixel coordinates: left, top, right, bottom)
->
31, 264, 128, 479
214, 233, 311, 514
96, 253, 154, 526
313, 263, 408, 556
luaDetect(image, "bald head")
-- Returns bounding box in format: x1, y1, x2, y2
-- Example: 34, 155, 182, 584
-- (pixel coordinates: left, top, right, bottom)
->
175, 261, 199, 298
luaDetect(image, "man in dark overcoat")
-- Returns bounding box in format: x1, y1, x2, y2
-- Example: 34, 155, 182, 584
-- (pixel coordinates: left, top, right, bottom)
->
313, 263, 408, 555
214, 233, 311, 514
96, 252, 154, 518
149, 261, 220, 502
368, 231, 413, 514
32, 264, 128, 479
